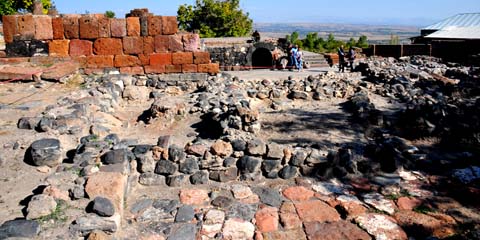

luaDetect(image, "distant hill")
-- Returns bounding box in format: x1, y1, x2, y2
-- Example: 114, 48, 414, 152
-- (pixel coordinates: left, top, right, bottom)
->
254, 22, 420, 44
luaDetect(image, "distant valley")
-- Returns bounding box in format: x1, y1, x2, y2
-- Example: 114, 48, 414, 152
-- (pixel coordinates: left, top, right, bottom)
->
254, 22, 420, 44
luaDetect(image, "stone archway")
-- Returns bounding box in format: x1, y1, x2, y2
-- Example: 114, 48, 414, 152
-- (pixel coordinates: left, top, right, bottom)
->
252, 48, 273, 69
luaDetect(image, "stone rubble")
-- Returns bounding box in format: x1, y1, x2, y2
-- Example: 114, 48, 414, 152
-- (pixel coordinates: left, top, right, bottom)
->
0, 55, 479, 239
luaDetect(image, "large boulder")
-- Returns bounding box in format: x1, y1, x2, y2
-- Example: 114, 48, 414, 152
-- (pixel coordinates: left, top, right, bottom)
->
30, 138, 62, 167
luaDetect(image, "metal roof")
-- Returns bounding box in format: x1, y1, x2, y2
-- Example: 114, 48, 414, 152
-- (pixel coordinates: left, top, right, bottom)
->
425, 26, 480, 39
423, 13, 480, 30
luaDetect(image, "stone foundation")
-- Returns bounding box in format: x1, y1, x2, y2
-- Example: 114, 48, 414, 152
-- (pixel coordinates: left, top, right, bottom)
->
1, 10, 219, 75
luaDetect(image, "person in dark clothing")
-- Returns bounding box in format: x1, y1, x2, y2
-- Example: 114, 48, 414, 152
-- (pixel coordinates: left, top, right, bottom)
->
338, 45, 345, 73
252, 30, 260, 42
348, 47, 356, 71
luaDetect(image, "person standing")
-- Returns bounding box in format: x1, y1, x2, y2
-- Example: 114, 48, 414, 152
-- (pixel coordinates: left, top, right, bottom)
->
338, 45, 345, 73
290, 45, 298, 71
271, 46, 281, 70
348, 47, 356, 71
296, 47, 304, 72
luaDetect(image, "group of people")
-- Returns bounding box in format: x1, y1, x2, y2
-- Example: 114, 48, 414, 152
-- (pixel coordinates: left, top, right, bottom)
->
337, 45, 356, 72
287, 44, 304, 72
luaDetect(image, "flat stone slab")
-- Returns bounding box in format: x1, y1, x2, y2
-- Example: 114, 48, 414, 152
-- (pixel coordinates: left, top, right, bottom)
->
0, 64, 43, 80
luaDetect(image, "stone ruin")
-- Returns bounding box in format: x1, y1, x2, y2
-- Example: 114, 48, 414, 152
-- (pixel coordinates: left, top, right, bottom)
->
1, 9, 219, 75
0, 9, 479, 240
0, 53, 479, 239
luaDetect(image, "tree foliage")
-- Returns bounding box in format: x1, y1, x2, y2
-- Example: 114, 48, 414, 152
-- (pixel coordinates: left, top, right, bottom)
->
105, 10, 115, 18
1, 0, 51, 18
177, 0, 253, 38
287, 32, 369, 53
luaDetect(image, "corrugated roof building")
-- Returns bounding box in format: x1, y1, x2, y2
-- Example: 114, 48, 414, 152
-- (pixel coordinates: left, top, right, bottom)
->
410, 13, 480, 64
420, 13, 480, 39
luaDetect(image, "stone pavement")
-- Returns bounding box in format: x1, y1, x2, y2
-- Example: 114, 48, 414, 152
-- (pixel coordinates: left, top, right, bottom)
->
119, 172, 464, 240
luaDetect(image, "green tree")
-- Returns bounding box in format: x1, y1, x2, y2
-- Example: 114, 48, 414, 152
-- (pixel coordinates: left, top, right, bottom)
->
389, 34, 399, 45
105, 10, 115, 18
304, 32, 318, 50
356, 35, 369, 48
290, 31, 299, 43
346, 37, 357, 48
177, 0, 253, 38
1, 0, 51, 18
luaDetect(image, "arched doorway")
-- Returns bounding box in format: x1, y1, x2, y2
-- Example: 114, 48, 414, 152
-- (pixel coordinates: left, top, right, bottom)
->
252, 48, 273, 69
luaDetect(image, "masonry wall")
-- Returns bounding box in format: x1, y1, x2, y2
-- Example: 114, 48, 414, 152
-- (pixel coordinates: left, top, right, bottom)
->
1, 14, 219, 75
366, 44, 432, 58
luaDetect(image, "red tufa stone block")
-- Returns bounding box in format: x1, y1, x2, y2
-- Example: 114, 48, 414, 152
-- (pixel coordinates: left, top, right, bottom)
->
123, 36, 143, 55
17, 15, 35, 40
79, 15, 99, 39
51, 17, 64, 39
93, 38, 123, 55
110, 18, 126, 37
150, 53, 172, 65
165, 64, 182, 73
98, 17, 111, 38
143, 36, 154, 54
147, 16, 162, 36
161, 16, 177, 35
72, 56, 87, 68
198, 63, 220, 74
126, 17, 140, 36
193, 51, 211, 64
154, 35, 169, 53
182, 64, 197, 73
169, 35, 184, 52
182, 33, 200, 52
63, 15, 80, 39
34, 16, 53, 40
0, 51, 6, 58
48, 40, 70, 57
69, 39, 93, 56
86, 55, 114, 68
0, 57, 30, 65
114, 55, 140, 67
144, 65, 165, 74
138, 54, 150, 66
120, 66, 144, 75
2, 15, 17, 43
172, 52, 193, 65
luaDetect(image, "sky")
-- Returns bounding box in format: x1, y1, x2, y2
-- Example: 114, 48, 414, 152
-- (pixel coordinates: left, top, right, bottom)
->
53, 0, 480, 27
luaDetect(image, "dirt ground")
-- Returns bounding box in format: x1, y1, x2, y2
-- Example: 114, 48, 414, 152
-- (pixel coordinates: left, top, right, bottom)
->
0, 65, 479, 240
0, 68, 401, 224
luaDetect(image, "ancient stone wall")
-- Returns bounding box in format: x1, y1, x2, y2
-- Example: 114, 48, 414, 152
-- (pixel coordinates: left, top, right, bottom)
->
1, 12, 219, 75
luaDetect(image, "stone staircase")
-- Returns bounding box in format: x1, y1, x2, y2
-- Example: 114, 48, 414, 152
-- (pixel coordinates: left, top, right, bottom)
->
303, 51, 329, 68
